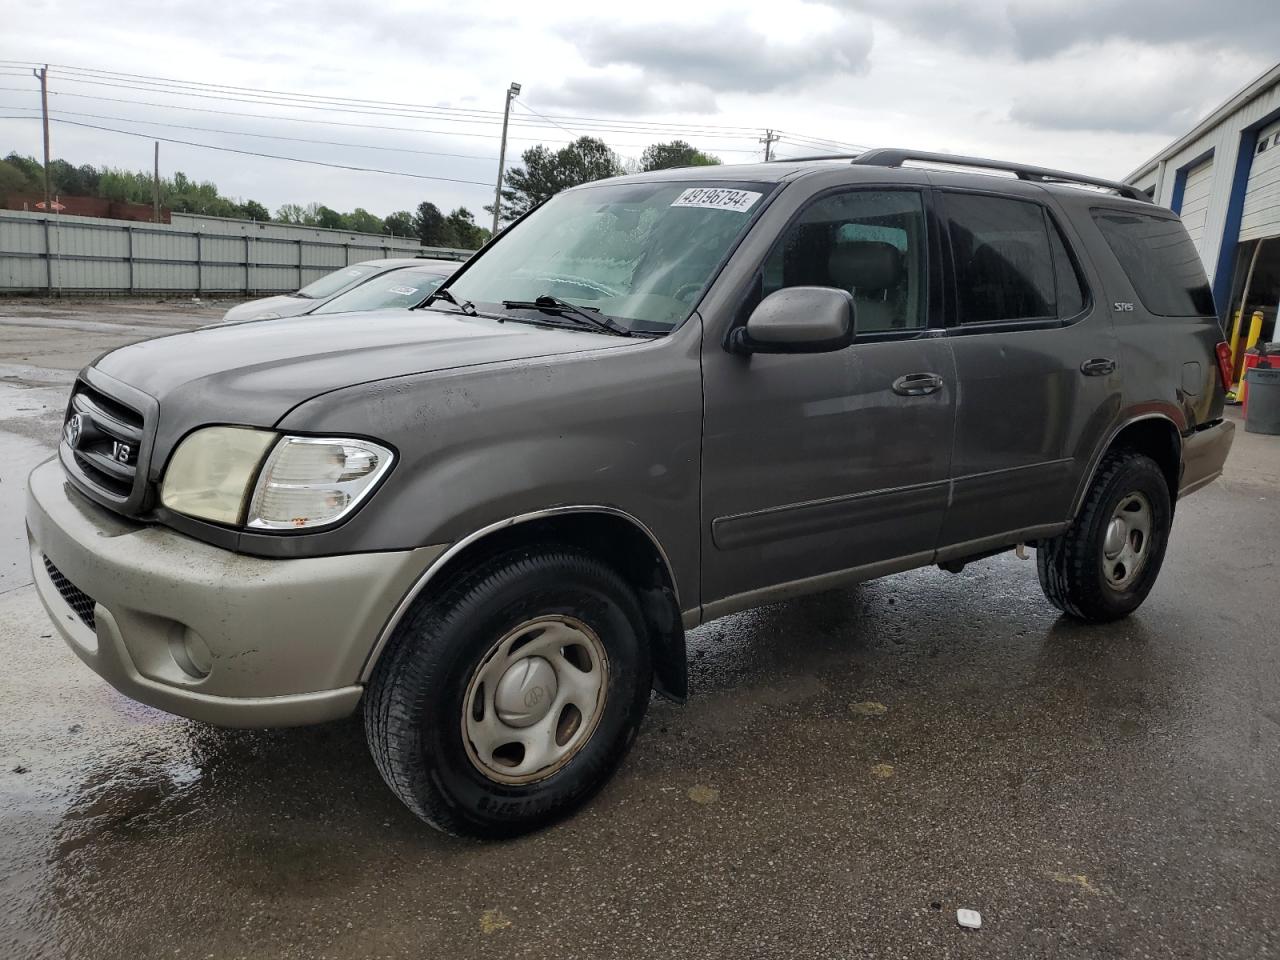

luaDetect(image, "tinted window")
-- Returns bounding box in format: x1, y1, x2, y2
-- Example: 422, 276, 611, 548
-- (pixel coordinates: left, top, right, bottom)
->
1048, 218, 1087, 318
761, 190, 927, 332
947, 194, 1056, 324
1091, 210, 1215, 317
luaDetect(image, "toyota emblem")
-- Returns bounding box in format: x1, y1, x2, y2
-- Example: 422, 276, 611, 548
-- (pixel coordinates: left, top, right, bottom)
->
65, 413, 84, 449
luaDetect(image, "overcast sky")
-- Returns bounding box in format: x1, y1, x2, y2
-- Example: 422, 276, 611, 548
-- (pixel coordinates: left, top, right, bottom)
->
2, 0, 1276, 220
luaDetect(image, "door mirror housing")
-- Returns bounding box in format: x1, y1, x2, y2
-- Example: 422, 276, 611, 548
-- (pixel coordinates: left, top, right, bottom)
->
728, 286, 856, 355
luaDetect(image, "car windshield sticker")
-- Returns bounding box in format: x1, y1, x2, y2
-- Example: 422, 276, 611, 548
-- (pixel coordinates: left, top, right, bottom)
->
388, 285, 419, 296
670, 187, 762, 213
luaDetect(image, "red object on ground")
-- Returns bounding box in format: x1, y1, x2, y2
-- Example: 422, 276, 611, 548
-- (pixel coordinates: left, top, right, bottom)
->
1242, 348, 1276, 415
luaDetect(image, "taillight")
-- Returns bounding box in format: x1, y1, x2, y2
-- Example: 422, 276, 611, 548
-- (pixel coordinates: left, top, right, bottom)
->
1215, 341, 1234, 391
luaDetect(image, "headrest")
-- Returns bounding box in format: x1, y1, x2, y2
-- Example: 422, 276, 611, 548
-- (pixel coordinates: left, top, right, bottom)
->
828, 241, 903, 293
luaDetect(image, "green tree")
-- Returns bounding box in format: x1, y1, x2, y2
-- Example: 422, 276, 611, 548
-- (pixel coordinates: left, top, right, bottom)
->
488, 136, 623, 226
0, 158, 36, 199
344, 207, 382, 234
314, 204, 345, 229
640, 140, 721, 172
413, 201, 452, 246
239, 199, 270, 221
275, 203, 302, 224
444, 207, 489, 249
382, 210, 415, 237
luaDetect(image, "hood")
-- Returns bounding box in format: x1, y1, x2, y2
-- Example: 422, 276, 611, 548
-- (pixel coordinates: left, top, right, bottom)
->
221, 295, 313, 322
94, 307, 639, 471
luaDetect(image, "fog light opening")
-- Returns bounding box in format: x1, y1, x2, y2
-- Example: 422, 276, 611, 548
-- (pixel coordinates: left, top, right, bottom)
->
169, 627, 213, 679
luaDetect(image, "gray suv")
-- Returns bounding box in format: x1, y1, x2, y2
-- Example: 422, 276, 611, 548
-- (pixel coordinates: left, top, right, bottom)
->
26, 149, 1235, 837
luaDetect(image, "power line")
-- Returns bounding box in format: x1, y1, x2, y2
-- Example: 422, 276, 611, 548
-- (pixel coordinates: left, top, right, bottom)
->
0, 60, 769, 135
0, 59, 868, 152
1, 104, 502, 161
0, 87, 768, 153
0, 115, 497, 186
28, 73, 770, 140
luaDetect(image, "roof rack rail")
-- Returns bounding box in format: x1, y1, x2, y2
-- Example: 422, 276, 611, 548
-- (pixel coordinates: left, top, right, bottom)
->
765, 153, 863, 163
851, 148, 1151, 202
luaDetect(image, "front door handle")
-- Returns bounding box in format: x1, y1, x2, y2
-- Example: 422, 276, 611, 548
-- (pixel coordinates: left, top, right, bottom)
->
892, 372, 944, 396
1080, 358, 1116, 377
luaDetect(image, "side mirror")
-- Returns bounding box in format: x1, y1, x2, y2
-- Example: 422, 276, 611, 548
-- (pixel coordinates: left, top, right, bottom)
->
728, 286, 856, 355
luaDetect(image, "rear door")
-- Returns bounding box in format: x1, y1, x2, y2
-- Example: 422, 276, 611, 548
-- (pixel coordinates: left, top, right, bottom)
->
936, 188, 1119, 553
700, 186, 956, 612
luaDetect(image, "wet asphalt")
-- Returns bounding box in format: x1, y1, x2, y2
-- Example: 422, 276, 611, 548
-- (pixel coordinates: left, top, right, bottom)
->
1, 299, 1278, 960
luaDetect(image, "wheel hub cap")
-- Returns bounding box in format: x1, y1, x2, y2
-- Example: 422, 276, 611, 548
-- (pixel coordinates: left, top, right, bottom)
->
1103, 517, 1127, 558
1101, 491, 1153, 591
494, 656, 558, 727
461, 615, 609, 785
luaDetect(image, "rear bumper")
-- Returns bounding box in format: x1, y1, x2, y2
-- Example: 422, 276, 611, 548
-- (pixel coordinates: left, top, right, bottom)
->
26, 458, 443, 727
1179, 419, 1235, 499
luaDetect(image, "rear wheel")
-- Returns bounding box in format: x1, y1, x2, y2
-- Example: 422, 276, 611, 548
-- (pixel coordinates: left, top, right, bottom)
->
1037, 450, 1173, 623
364, 546, 651, 838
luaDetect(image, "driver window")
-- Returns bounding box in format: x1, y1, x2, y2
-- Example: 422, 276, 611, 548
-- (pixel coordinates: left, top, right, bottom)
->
762, 190, 927, 332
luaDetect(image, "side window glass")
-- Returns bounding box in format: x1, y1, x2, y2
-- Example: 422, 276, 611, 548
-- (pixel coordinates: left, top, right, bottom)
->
1048, 218, 1087, 318
947, 194, 1056, 324
1090, 210, 1215, 317
761, 190, 927, 332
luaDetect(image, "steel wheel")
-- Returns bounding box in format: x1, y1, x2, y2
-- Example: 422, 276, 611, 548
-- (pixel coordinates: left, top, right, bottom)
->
462, 615, 609, 785
1101, 491, 1153, 591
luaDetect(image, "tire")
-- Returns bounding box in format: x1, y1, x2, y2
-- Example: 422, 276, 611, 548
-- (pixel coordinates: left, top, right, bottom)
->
1037, 449, 1173, 623
363, 546, 652, 838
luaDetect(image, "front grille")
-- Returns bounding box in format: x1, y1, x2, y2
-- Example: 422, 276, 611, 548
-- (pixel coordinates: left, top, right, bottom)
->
63, 377, 148, 507
43, 556, 96, 630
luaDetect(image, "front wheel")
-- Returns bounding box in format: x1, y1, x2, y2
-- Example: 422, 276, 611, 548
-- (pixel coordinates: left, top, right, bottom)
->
1037, 450, 1173, 623
363, 546, 652, 838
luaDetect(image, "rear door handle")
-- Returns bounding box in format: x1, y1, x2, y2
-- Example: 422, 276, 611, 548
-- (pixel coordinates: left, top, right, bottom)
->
892, 372, 944, 396
1080, 358, 1116, 377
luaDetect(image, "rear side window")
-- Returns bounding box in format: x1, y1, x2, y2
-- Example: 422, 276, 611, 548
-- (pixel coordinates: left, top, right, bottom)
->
1091, 210, 1215, 317
946, 194, 1065, 324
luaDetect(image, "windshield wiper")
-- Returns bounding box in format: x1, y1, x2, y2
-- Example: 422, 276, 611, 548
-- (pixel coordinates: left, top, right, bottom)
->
421, 287, 476, 315
502, 295, 632, 337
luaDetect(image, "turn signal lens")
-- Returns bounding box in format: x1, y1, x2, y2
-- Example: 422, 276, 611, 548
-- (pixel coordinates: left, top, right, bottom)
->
246, 437, 393, 531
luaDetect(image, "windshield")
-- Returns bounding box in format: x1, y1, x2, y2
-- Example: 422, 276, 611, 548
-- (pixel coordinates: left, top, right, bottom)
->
446, 180, 775, 333
311, 267, 449, 315
297, 263, 379, 299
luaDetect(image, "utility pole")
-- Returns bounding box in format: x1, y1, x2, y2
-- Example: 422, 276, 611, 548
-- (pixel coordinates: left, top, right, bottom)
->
33, 65, 51, 208
759, 129, 779, 162
491, 81, 521, 236
153, 141, 160, 223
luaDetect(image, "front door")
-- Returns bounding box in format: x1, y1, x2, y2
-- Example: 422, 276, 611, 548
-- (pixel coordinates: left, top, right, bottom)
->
700, 188, 957, 613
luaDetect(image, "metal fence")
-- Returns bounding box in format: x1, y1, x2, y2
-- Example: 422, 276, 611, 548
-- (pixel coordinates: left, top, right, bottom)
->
0, 210, 474, 296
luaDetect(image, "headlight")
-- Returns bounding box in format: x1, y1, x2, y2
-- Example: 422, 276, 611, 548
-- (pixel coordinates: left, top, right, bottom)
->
161, 426, 277, 525
246, 436, 394, 530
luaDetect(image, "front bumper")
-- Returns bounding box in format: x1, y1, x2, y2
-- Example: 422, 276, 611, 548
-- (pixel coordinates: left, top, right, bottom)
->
1178, 418, 1235, 499
26, 458, 442, 727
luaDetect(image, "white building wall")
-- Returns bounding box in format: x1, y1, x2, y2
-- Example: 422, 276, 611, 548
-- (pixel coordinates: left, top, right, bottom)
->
1240, 117, 1280, 242
1136, 72, 1280, 285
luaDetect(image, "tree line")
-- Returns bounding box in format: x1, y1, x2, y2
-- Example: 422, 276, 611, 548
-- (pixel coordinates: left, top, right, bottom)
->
1, 137, 722, 248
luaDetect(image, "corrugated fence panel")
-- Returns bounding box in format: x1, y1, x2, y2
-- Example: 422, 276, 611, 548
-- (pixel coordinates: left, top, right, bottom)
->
248, 265, 298, 292
2, 211, 469, 295
252, 239, 299, 266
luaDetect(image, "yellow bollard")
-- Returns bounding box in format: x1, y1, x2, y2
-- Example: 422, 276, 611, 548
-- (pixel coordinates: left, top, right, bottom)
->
1228, 308, 1244, 372
1233, 310, 1266, 406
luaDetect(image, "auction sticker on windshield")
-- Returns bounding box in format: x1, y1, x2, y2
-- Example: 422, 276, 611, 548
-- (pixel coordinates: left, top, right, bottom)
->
670, 187, 762, 213
388, 286, 419, 296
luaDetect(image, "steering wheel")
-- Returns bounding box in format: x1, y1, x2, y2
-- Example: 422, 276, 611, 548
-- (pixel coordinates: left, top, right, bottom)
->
673, 282, 704, 303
